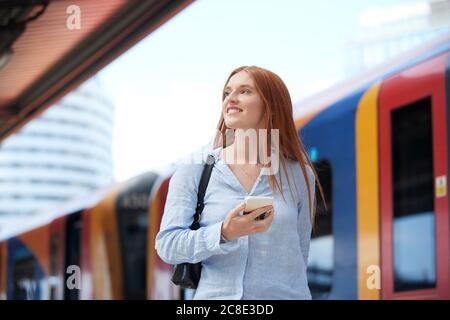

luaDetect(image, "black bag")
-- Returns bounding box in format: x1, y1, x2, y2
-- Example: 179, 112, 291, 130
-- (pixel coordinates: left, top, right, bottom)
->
171, 154, 215, 289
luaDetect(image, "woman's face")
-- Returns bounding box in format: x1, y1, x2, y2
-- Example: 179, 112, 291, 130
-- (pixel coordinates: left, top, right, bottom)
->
222, 71, 265, 131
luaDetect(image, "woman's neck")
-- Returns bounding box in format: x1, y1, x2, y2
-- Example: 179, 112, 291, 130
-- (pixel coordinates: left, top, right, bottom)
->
223, 131, 264, 165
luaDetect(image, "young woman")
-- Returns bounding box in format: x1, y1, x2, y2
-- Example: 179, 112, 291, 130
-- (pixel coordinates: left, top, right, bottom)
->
156, 66, 324, 300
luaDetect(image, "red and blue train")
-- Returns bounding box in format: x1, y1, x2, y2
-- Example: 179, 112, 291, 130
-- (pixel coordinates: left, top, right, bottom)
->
1, 34, 450, 300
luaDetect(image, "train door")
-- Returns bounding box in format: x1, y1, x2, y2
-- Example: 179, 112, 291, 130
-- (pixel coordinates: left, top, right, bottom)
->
49, 217, 66, 300
116, 172, 158, 299
64, 212, 82, 300
379, 53, 450, 299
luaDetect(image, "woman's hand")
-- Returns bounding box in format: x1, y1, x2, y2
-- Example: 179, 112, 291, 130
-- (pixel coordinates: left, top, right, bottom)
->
221, 202, 274, 241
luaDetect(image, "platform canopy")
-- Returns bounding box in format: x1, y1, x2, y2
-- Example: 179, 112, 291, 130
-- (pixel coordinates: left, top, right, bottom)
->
0, 0, 192, 142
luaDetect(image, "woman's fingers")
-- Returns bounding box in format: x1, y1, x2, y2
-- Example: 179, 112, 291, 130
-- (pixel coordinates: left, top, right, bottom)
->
245, 205, 273, 221
224, 203, 274, 239
229, 202, 246, 217
252, 208, 274, 233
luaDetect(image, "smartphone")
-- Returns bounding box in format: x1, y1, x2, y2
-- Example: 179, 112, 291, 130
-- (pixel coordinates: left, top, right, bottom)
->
244, 196, 274, 220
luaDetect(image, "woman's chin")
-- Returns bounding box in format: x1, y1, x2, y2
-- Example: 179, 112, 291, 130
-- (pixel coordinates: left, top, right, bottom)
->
224, 119, 242, 129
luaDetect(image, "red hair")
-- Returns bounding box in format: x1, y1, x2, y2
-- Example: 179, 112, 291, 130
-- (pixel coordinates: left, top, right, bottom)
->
214, 66, 325, 225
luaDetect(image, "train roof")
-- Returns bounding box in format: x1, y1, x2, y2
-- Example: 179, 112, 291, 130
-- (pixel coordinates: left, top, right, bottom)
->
0, 0, 192, 142
0, 170, 161, 242
0, 185, 110, 242
294, 33, 450, 128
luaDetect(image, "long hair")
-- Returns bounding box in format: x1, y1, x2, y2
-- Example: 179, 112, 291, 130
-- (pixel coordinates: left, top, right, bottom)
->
213, 66, 326, 226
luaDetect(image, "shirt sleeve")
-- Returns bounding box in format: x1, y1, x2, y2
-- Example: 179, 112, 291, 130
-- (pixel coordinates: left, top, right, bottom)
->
298, 165, 315, 265
155, 162, 240, 265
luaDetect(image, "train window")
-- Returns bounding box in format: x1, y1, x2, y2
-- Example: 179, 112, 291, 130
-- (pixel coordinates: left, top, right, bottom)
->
64, 212, 82, 300
307, 160, 333, 299
9, 240, 42, 300
391, 97, 436, 292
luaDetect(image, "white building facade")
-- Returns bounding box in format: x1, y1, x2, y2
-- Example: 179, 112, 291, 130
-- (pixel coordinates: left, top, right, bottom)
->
0, 77, 114, 220
346, 0, 450, 75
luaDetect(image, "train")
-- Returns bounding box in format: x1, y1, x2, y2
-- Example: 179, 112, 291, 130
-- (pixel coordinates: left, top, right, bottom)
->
0, 171, 183, 300
297, 33, 450, 300
1, 34, 450, 300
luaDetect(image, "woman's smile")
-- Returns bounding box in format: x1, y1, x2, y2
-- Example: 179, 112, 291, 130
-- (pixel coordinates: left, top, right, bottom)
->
227, 106, 243, 115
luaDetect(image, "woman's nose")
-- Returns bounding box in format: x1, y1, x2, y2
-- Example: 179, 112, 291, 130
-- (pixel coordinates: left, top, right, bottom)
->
228, 91, 239, 102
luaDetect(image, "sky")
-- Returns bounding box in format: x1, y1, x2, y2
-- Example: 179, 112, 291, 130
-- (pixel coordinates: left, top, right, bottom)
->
98, 0, 410, 182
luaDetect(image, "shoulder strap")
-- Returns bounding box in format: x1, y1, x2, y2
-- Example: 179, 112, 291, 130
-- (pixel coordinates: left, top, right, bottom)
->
190, 154, 215, 230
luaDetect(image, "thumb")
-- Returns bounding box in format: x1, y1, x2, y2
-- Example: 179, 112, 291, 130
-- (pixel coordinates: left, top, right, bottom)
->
230, 202, 245, 217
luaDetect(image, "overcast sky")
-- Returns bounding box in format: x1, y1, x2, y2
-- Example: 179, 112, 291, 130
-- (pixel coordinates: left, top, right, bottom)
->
98, 0, 408, 182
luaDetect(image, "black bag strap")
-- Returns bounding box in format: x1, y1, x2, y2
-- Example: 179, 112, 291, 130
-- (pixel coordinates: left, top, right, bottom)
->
190, 154, 215, 230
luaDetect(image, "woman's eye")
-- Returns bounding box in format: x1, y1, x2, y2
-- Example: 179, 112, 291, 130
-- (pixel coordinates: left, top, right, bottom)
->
223, 89, 250, 97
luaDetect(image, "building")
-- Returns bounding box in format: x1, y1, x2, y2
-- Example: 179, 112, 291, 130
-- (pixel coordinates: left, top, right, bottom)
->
0, 77, 114, 221
346, 0, 450, 75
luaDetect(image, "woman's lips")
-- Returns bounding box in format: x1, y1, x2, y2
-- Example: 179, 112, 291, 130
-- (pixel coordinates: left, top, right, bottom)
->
227, 107, 243, 114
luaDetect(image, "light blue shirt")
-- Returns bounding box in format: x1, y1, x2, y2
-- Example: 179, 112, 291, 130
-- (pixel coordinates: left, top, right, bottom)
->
155, 147, 315, 300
